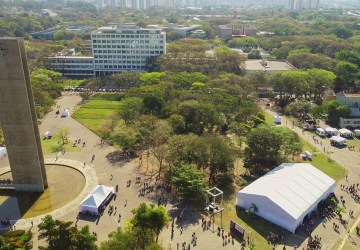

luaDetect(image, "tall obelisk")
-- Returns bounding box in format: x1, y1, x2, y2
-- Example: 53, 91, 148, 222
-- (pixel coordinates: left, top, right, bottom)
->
0, 38, 48, 192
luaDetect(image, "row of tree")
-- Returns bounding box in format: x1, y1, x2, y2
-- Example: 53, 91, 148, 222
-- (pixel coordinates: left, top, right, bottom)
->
29, 202, 169, 250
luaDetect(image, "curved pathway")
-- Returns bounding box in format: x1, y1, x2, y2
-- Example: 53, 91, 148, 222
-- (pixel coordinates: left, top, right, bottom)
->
0, 158, 98, 229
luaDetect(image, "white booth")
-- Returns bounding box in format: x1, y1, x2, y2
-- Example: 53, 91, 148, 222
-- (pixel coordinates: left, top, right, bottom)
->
338, 128, 353, 139
61, 109, 69, 117
330, 136, 347, 146
79, 185, 115, 215
44, 131, 52, 139
355, 129, 360, 137
0, 147, 6, 158
273, 115, 281, 124
324, 127, 338, 136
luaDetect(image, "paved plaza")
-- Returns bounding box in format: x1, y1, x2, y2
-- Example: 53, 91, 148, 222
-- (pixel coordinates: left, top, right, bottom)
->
0, 93, 359, 249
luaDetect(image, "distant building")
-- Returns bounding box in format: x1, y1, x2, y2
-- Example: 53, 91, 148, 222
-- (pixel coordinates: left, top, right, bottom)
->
48, 56, 95, 76
336, 91, 360, 128
218, 24, 257, 40
47, 25, 166, 76
172, 25, 203, 38
30, 27, 61, 40
287, 0, 320, 10
245, 60, 296, 73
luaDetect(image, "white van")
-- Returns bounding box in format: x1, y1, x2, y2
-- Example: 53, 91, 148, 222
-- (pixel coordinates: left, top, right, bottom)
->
316, 128, 326, 137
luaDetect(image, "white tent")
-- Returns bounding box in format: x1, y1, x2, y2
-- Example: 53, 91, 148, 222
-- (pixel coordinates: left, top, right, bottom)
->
330, 136, 347, 146
273, 115, 281, 124
338, 128, 353, 138
79, 185, 115, 215
61, 108, 69, 117
0, 147, 6, 158
236, 163, 335, 233
355, 129, 360, 137
324, 127, 338, 136
44, 131, 52, 139
79, 195, 104, 214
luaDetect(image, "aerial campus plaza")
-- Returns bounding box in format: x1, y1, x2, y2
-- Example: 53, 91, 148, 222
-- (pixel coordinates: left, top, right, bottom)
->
0, 39, 360, 250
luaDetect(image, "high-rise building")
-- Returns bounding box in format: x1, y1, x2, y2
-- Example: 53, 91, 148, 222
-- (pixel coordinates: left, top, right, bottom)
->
48, 24, 166, 76
287, 0, 319, 10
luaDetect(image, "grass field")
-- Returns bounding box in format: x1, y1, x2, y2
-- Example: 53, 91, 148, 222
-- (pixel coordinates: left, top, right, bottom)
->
72, 94, 122, 134
41, 139, 80, 155
301, 138, 347, 182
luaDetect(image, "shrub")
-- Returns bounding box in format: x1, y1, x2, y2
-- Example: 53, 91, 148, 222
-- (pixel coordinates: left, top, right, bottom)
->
4, 230, 25, 238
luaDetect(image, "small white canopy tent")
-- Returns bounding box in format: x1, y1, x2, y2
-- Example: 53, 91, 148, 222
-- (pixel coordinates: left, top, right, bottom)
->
61, 108, 69, 117
236, 163, 336, 233
339, 128, 353, 138
79, 185, 115, 215
0, 147, 6, 158
79, 195, 103, 215
324, 127, 338, 136
330, 136, 347, 145
273, 115, 281, 124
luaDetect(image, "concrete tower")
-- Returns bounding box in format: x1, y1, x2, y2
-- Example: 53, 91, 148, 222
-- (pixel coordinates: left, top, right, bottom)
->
0, 38, 48, 192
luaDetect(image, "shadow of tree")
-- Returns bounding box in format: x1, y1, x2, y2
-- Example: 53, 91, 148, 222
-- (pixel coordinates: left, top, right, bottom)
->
105, 151, 131, 166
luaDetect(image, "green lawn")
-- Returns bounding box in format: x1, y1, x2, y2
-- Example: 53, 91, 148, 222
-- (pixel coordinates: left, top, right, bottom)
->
41, 139, 80, 155
72, 94, 122, 134
300, 138, 347, 182
214, 198, 290, 250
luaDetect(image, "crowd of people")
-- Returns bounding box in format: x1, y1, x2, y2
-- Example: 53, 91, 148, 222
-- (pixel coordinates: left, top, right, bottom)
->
306, 235, 322, 250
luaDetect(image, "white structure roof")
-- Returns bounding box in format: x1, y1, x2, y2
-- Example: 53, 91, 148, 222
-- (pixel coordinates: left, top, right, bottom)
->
339, 128, 352, 135
324, 127, 338, 133
330, 136, 346, 143
236, 163, 335, 232
79, 185, 114, 215
81, 195, 104, 208
90, 185, 114, 198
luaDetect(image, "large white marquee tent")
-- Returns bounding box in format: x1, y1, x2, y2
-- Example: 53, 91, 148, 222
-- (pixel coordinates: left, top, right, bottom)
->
236, 163, 336, 233
79, 185, 115, 215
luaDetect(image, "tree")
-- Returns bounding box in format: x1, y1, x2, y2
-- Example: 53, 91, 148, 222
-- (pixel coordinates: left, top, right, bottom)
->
118, 97, 143, 122
171, 165, 208, 203
307, 69, 336, 99
139, 72, 165, 86
284, 101, 311, 117
244, 125, 302, 172
322, 100, 351, 127
53, 128, 70, 146
0, 235, 8, 250
100, 227, 136, 250
335, 61, 358, 85
38, 215, 97, 250
168, 114, 185, 134
143, 95, 165, 116
111, 120, 139, 153
332, 25, 353, 39
247, 50, 262, 59
100, 226, 160, 250
128, 203, 170, 242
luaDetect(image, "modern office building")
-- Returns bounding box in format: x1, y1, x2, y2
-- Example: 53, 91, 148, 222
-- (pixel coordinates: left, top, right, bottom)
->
336, 91, 360, 128
48, 24, 166, 76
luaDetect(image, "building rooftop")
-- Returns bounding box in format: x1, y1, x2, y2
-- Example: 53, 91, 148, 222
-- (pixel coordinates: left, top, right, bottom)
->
245, 60, 296, 72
